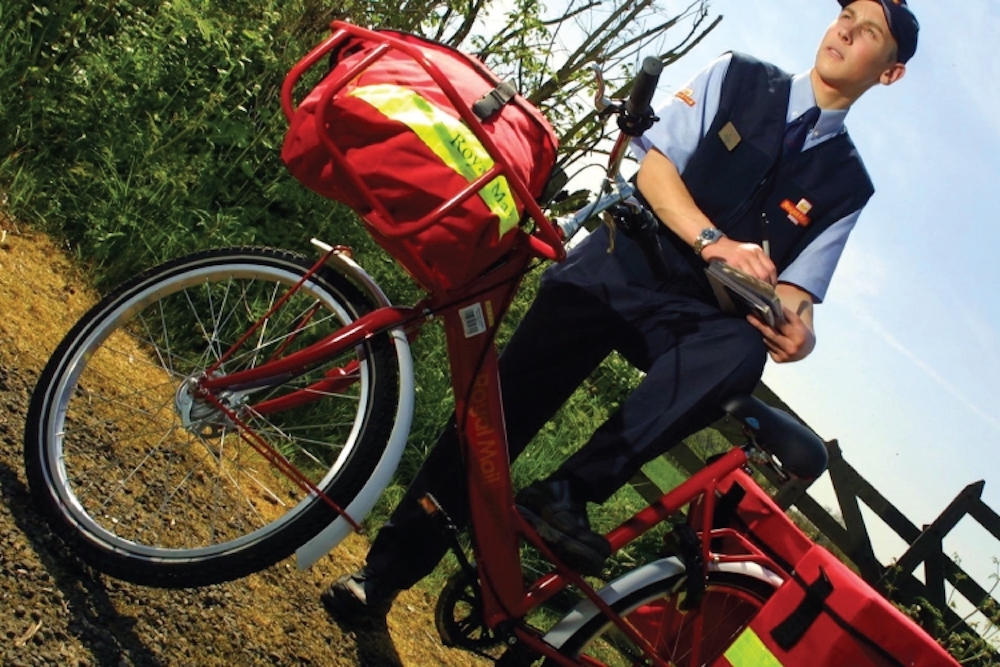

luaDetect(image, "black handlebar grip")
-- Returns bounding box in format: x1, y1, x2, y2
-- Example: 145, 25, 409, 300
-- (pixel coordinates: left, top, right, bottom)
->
625, 56, 663, 117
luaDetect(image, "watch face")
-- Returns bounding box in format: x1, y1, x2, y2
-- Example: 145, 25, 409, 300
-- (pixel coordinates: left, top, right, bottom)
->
694, 228, 722, 255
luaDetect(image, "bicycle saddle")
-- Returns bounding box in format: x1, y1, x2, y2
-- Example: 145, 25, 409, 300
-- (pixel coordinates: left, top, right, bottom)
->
722, 395, 828, 480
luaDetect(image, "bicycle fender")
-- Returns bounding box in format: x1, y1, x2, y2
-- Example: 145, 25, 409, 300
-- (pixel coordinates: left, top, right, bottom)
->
311, 238, 395, 309
296, 240, 415, 569
541, 558, 784, 649
295, 326, 415, 569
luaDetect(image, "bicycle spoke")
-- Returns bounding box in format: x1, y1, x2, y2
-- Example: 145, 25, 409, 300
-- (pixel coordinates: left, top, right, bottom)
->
570, 578, 770, 666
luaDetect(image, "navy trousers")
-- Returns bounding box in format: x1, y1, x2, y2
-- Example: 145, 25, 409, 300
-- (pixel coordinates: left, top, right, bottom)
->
366, 225, 767, 590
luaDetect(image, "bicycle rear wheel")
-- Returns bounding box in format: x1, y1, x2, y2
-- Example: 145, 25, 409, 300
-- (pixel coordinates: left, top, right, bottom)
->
25, 247, 401, 587
549, 570, 773, 666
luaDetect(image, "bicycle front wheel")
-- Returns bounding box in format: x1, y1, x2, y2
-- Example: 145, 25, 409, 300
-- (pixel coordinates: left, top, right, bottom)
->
25, 247, 401, 587
549, 570, 773, 666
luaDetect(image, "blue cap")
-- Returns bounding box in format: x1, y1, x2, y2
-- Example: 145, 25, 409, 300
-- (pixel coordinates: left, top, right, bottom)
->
837, 0, 919, 63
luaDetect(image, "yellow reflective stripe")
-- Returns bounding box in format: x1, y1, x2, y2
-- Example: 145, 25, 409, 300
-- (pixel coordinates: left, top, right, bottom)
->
724, 627, 784, 667
348, 83, 519, 236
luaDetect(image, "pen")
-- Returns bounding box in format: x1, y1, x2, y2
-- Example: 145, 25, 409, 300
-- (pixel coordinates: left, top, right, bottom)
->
760, 212, 770, 258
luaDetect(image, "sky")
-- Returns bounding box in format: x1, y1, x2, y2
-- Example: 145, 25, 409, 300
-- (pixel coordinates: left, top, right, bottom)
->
633, 0, 1000, 597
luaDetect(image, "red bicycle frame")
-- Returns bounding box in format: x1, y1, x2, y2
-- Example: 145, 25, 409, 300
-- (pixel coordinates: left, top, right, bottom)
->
189, 236, 784, 666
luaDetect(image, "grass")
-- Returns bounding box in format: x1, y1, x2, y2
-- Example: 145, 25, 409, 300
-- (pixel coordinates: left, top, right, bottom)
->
641, 455, 688, 493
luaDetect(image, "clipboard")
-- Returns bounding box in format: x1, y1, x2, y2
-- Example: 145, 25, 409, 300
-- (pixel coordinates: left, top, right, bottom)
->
705, 260, 785, 328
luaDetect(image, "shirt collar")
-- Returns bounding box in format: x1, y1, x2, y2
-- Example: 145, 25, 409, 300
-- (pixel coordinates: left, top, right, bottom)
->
788, 70, 848, 141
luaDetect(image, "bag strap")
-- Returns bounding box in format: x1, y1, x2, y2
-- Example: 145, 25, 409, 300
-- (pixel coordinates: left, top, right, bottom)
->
771, 566, 834, 649
473, 80, 518, 120
713, 480, 746, 525
772, 567, 908, 667
708, 481, 797, 574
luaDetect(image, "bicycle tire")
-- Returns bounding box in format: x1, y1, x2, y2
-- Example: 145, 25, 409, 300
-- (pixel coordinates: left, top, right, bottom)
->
24, 247, 401, 587
547, 569, 774, 666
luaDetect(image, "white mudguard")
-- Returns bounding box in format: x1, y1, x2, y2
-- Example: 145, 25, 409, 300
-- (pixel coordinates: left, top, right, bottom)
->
295, 241, 417, 569
543, 557, 783, 649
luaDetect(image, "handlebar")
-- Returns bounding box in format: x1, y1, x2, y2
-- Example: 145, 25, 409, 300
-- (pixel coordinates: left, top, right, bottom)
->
625, 57, 663, 119
554, 57, 663, 243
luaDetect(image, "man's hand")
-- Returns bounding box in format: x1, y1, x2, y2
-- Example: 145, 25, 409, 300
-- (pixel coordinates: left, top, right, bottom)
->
634, 149, 817, 362
700, 238, 777, 286
746, 283, 816, 363
634, 150, 776, 284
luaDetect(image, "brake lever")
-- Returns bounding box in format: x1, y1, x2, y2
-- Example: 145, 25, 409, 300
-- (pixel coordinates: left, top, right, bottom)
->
592, 64, 615, 114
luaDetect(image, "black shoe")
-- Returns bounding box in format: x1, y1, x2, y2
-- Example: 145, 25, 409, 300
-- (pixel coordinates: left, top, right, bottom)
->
516, 480, 611, 576
321, 567, 398, 625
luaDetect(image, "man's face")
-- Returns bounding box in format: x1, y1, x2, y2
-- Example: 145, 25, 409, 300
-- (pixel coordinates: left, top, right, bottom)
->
816, 1, 903, 99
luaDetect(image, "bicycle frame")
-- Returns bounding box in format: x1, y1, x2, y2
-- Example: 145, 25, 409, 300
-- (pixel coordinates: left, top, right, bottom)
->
186, 21, 794, 665
187, 231, 788, 666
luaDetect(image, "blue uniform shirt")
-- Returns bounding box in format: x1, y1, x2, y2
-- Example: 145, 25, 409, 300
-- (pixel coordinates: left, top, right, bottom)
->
631, 53, 862, 303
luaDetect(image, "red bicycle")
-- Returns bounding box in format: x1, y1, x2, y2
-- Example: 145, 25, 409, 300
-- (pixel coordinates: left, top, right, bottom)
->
23, 23, 955, 667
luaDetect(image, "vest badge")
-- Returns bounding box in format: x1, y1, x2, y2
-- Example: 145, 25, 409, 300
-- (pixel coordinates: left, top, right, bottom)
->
718, 122, 741, 151
781, 198, 813, 226
675, 87, 696, 107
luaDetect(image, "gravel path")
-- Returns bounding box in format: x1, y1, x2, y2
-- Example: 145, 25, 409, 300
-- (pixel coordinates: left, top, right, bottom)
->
0, 221, 487, 666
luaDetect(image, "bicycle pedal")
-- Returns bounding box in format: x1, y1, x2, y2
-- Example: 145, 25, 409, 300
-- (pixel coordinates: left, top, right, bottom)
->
419, 493, 477, 578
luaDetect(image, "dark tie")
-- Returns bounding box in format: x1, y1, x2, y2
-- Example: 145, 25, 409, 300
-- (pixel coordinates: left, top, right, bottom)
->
782, 106, 820, 159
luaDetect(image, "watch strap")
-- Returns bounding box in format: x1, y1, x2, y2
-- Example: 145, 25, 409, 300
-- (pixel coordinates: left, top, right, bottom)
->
693, 228, 723, 256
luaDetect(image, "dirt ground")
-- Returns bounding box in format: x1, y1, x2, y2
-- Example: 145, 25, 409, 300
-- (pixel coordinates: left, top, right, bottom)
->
0, 216, 491, 666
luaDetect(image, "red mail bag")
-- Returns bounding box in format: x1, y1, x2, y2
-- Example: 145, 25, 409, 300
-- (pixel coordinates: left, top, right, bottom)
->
281, 22, 559, 294
711, 544, 959, 667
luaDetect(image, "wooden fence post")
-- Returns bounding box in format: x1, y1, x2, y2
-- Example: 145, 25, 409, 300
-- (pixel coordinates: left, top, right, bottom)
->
825, 440, 883, 583
884, 481, 984, 587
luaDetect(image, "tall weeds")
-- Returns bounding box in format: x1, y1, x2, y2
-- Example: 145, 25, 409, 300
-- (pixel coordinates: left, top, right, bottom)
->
0, 0, 378, 290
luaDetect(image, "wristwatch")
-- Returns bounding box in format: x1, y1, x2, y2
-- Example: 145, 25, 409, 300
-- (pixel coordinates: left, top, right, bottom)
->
692, 227, 724, 256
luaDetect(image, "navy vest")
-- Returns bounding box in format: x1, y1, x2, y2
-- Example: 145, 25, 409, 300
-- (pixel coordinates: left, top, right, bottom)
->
660, 52, 874, 275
